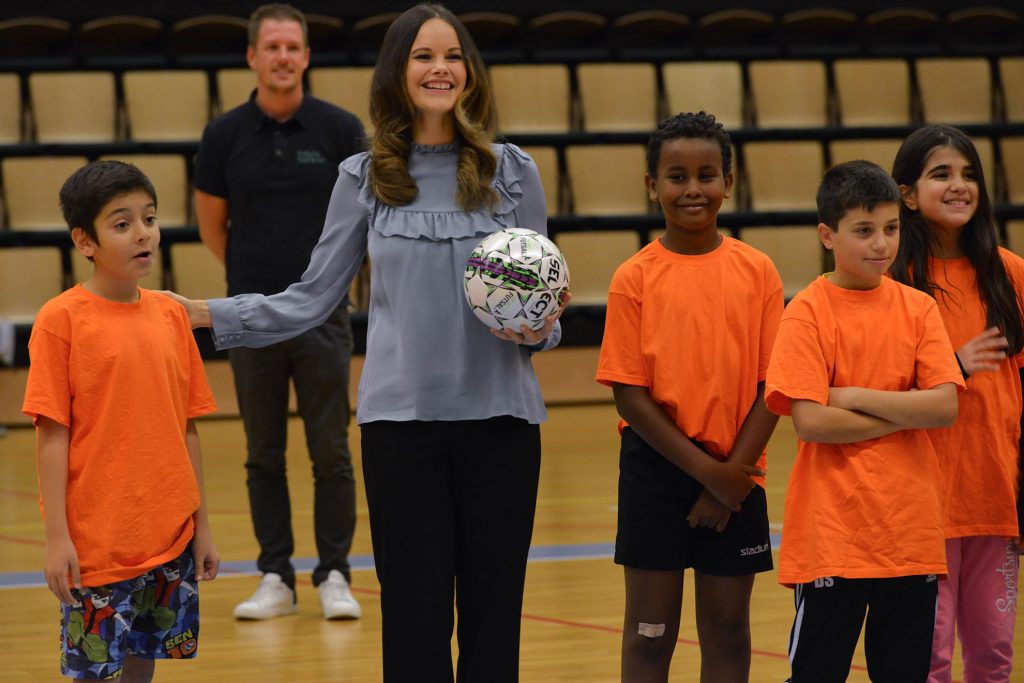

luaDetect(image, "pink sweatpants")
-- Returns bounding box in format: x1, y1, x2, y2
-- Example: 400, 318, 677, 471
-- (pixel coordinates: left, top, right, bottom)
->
929, 536, 1019, 683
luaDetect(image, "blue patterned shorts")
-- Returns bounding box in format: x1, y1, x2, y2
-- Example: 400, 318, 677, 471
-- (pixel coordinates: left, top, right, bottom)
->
59, 544, 200, 680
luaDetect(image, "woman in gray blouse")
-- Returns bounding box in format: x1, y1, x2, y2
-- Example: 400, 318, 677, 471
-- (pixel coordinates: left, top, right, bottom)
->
166, 4, 562, 681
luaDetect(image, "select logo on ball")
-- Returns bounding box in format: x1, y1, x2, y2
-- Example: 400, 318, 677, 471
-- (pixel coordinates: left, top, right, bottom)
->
463, 228, 571, 332
465, 255, 541, 290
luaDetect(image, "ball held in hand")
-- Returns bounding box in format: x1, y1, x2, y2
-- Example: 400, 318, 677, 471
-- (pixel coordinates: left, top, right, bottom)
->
463, 228, 570, 331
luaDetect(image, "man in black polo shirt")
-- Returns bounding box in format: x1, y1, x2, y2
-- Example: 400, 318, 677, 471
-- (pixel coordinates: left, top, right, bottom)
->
193, 3, 364, 621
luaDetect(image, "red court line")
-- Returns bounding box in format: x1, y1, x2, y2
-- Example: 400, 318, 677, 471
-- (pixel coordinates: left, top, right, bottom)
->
0, 487, 37, 500
0, 533, 44, 547
521, 613, 807, 665
298, 576, 863, 671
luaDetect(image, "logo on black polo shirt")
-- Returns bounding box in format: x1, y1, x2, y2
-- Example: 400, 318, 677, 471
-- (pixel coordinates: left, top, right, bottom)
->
297, 150, 328, 164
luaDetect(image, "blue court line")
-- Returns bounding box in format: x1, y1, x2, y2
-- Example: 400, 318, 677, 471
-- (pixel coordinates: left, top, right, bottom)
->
0, 534, 781, 590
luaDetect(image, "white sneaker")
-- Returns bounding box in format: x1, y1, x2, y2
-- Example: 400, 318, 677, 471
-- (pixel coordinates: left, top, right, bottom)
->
318, 570, 362, 620
233, 573, 297, 620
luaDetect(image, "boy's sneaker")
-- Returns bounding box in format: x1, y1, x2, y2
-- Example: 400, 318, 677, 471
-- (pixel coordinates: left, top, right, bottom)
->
233, 573, 297, 620
318, 570, 362, 620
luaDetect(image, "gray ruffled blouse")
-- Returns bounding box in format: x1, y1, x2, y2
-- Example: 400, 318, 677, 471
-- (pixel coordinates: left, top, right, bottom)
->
208, 142, 559, 425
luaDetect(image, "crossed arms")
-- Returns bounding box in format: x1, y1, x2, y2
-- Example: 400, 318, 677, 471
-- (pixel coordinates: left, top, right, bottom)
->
790, 383, 959, 444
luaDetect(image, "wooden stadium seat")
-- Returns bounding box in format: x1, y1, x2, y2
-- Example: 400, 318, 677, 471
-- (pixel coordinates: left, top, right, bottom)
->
0, 17, 71, 58
526, 11, 607, 48
916, 57, 992, 124
2, 156, 88, 230
864, 8, 940, 52
662, 61, 744, 130
98, 154, 189, 227
0, 73, 21, 143
71, 247, 162, 291
76, 15, 163, 57
749, 60, 829, 128
744, 141, 824, 211
779, 8, 858, 48
170, 242, 226, 300
740, 226, 823, 298
833, 59, 912, 126
1001, 57, 1024, 122
458, 12, 521, 50
1001, 137, 1024, 204
347, 13, 400, 54
611, 10, 690, 49
696, 9, 775, 50
565, 145, 649, 216
309, 67, 374, 134
216, 68, 256, 113
973, 136, 996, 193
829, 139, 903, 173
0, 247, 65, 321
554, 230, 640, 305
29, 71, 117, 143
1006, 220, 1024, 258
169, 14, 247, 55
123, 70, 210, 141
519, 146, 561, 216
490, 64, 571, 134
577, 63, 657, 132
305, 14, 344, 52
722, 145, 739, 214
946, 7, 1021, 49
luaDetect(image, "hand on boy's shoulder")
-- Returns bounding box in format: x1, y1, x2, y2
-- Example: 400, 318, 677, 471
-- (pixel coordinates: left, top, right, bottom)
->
154, 290, 205, 329
154, 289, 190, 310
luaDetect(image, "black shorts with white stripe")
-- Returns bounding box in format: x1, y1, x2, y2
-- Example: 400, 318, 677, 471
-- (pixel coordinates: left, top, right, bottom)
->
786, 574, 938, 683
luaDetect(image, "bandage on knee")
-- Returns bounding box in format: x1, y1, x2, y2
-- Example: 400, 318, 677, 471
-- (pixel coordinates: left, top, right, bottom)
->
637, 622, 666, 638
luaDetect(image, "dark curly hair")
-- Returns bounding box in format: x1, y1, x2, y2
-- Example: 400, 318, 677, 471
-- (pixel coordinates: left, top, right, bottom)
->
646, 111, 732, 177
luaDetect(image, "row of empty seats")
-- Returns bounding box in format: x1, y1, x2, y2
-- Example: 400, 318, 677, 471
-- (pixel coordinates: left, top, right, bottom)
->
3, 7, 1021, 62
5, 135, 1024, 230
2, 55, 1024, 144
10, 218, 1024, 321
0, 241, 222, 321
496, 56, 1024, 133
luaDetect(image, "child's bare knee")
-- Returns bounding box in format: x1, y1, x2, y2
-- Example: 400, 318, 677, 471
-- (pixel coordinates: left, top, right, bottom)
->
637, 621, 666, 639
701, 613, 750, 648
624, 619, 675, 664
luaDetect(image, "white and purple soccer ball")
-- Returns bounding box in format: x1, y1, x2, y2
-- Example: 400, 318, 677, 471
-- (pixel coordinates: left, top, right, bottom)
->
463, 228, 570, 332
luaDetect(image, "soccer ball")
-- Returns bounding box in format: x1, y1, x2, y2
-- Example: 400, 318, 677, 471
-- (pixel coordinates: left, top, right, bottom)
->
463, 228, 570, 332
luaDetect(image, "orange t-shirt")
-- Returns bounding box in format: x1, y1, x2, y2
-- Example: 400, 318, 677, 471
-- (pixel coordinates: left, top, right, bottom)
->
22, 286, 217, 586
596, 237, 784, 482
765, 276, 964, 585
924, 249, 1024, 539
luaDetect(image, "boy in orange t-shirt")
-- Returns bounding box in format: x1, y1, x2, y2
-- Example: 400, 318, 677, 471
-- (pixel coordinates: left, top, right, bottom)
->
597, 112, 783, 682
21, 161, 219, 681
765, 160, 965, 682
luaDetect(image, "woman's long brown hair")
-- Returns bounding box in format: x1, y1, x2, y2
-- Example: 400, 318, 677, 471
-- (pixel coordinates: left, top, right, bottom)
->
368, 3, 497, 211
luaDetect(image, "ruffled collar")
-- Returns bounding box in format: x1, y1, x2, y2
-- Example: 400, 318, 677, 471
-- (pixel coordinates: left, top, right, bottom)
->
410, 142, 459, 154
339, 142, 535, 241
